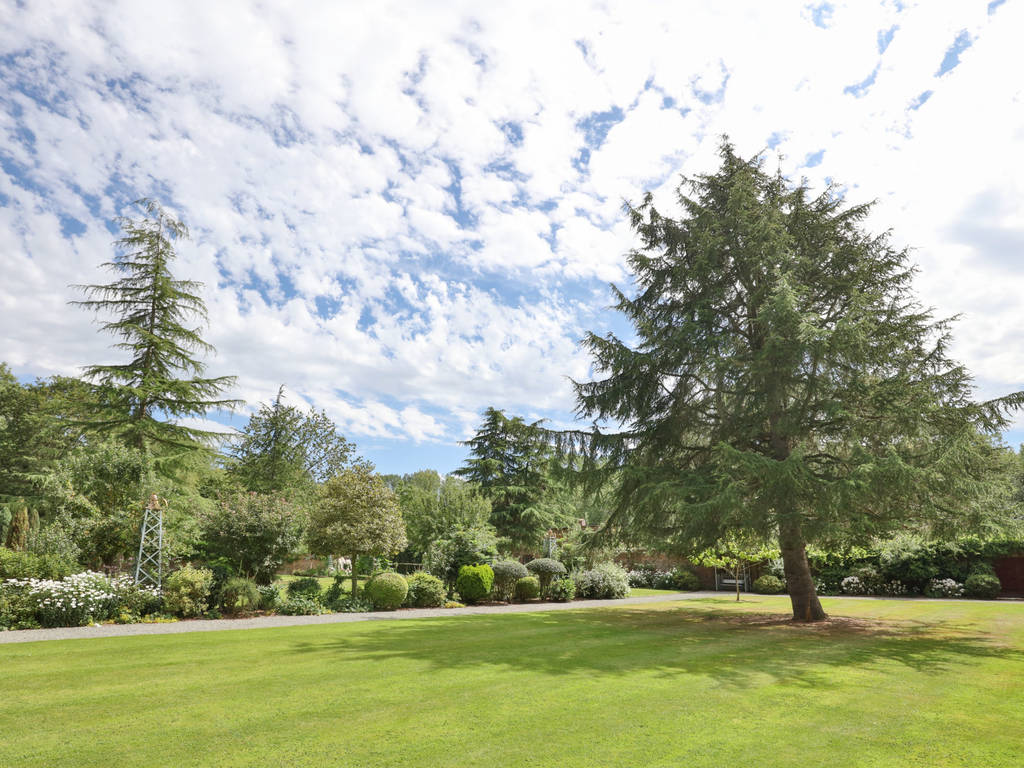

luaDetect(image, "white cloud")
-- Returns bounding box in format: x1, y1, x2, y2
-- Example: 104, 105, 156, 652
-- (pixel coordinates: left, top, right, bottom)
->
2, 0, 1023, 468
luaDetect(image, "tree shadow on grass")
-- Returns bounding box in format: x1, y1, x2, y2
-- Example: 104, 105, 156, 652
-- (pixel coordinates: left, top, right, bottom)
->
286, 602, 1024, 690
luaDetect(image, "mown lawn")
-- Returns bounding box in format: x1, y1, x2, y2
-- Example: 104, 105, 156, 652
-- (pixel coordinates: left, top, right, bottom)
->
2, 596, 1022, 767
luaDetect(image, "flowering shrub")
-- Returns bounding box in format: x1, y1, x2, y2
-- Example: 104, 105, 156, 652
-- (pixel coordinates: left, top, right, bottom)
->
573, 563, 631, 599
876, 580, 909, 597
925, 578, 965, 598
840, 575, 869, 595
0, 572, 160, 628
627, 569, 653, 588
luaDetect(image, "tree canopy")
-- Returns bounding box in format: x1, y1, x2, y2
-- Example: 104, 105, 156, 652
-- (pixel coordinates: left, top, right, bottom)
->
71, 198, 238, 470
228, 386, 355, 497
456, 407, 577, 554
560, 141, 1023, 621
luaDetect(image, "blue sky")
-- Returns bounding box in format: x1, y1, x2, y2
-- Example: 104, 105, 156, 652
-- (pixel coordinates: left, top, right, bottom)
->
2, 0, 1023, 474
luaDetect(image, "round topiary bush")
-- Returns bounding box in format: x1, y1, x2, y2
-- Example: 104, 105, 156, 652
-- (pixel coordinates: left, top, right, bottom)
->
404, 571, 446, 608
752, 574, 785, 595
456, 564, 494, 604
365, 572, 409, 610
220, 577, 260, 614
514, 576, 540, 601
549, 576, 576, 602
964, 573, 1001, 600
491, 560, 529, 602
526, 558, 567, 597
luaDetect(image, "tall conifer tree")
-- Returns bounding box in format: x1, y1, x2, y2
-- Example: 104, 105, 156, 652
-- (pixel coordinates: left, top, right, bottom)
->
71, 198, 238, 473
561, 142, 1022, 621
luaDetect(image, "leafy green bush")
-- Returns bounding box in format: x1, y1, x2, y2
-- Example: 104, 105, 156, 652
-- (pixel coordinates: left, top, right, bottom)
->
925, 578, 964, 598
572, 562, 630, 600
330, 595, 374, 613
964, 573, 1001, 599
455, 564, 494, 605
198, 493, 306, 585
0, 547, 76, 581
424, 526, 498, 593
526, 558, 566, 597
753, 574, 785, 594
514, 576, 540, 601
366, 572, 408, 610
277, 596, 328, 615
257, 584, 281, 610
323, 573, 349, 610
286, 576, 322, 603
491, 560, 528, 602
220, 577, 260, 615
671, 568, 701, 591
549, 576, 576, 602
163, 565, 214, 618
404, 571, 446, 608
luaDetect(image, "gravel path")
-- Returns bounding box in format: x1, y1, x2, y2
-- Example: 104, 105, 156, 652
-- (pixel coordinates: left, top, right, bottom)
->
0, 591, 715, 645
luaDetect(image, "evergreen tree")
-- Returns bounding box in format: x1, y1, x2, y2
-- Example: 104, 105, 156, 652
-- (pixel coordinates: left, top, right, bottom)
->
561, 141, 1023, 621
4, 503, 29, 551
71, 198, 238, 470
229, 386, 355, 495
455, 408, 575, 555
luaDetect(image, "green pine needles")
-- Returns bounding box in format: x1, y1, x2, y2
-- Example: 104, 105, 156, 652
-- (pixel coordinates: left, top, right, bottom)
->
71, 198, 239, 467
560, 141, 1023, 621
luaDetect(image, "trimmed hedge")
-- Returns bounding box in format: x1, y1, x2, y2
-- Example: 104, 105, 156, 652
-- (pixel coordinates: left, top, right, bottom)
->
491, 560, 528, 602
526, 558, 566, 597
752, 574, 785, 594
404, 571, 446, 608
964, 573, 1001, 600
456, 564, 494, 605
514, 576, 540, 601
366, 572, 408, 610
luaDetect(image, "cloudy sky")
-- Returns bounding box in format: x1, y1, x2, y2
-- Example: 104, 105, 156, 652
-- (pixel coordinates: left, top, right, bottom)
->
2, 0, 1022, 474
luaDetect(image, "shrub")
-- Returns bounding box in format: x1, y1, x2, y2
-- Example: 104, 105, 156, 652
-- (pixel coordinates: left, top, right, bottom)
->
277, 596, 328, 615
198, 492, 306, 585
549, 576, 576, 602
323, 574, 349, 610
404, 571, 446, 608
424, 526, 498, 593
365, 572, 409, 610
491, 560, 528, 602
651, 570, 678, 590
455, 564, 494, 605
876, 580, 909, 597
526, 558, 566, 597
925, 578, 964, 598
671, 568, 701, 591
220, 577, 260, 615
964, 573, 1001, 600
627, 569, 653, 588
572, 562, 630, 600
0, 571, 159, 628
330, 595, 374, 613
0, 547, 76, 581
286, 576, 323, 603
753, 574, 785, 594
163, 565, 214, 618
514, 576, 540, 601
257, 584, 281, 610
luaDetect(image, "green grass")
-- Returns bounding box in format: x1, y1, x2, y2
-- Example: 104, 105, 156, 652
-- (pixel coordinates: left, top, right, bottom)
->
275, 574, 366, 593
629, 587, 683, 596
3, 596, 1023, 767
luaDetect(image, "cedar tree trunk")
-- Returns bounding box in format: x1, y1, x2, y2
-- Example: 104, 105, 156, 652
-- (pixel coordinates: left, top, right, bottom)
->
779, 518, 827, 622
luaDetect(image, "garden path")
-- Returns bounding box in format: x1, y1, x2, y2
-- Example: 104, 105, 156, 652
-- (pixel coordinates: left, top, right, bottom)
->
0, 591, 714, 644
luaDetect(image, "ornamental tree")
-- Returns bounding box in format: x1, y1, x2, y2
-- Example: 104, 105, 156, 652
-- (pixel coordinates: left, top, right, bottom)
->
307, 464, 407, 596
560, 141, 1022, 622
198, 492, 306, 584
